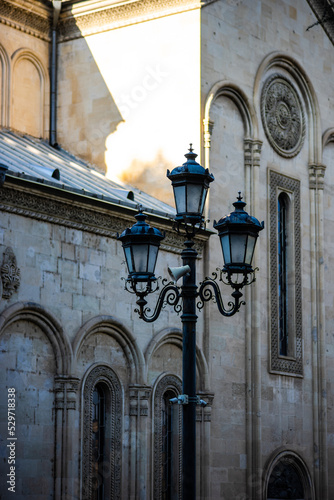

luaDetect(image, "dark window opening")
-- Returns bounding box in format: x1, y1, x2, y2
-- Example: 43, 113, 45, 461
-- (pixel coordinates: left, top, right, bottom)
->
278, 193, 288, 356
92, 383, 106, 500
267, 461, 304, 499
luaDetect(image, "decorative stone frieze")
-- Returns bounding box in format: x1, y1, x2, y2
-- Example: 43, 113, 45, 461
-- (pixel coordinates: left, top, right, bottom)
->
261, 75, 305, 158
0, 0, 51, 41
59, 0, 216, 41
1, 247, 20, 299
309, 163, 326, 189
0, 184, 206, 255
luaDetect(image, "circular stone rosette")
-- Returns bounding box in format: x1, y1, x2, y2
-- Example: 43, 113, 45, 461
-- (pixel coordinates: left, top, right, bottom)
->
261, 74, 305, 158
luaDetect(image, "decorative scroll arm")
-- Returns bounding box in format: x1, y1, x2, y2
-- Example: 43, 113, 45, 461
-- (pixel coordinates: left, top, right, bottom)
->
197, 276, 245, 317
134, 282, 182, 323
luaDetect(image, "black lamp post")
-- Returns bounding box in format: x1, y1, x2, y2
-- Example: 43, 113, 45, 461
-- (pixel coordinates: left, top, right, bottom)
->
118, 146, 263, 500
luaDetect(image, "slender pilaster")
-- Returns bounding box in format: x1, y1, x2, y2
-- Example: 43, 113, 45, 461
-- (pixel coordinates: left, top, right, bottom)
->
244, 139, 263, 500
129, 385, 151, 500
309, 163, 328, 500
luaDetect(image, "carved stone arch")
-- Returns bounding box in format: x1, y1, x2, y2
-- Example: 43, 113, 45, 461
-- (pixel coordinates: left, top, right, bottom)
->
10, 48, 48, 137
145, 327, 210, 391
204, 80, 258, 140
323, 127, 334, 149
0, 301, 72, 375
152, 373, 182, 500
263, 449, 315, 500
0, 43, 10, 126
73, 315, 145, 385
254, 51, 322, 164
81, 363, 123, 500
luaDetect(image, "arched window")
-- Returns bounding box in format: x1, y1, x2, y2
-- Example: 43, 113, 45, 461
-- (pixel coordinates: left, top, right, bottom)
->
267, 460, 304, 499
269, 171, 302, 375
154, 375, 182, 500
265, 452, 313, 500
82, 366, 122, 500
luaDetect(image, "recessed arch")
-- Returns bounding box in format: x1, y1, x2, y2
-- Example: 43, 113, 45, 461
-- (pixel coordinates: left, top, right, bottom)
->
145, 327, 210, 391
10, 48, 48, 137
323, 127, 334, 149
81, 363, 123, 500
73, 315, 145, 385
0, 301, 72, 375
263, 449, 314, 500
0, 43, 10, 126
204, 80, 258, 139
254, 51, 322, 164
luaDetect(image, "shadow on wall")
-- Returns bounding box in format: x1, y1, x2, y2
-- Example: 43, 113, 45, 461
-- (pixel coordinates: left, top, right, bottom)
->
57, 8, 179, 205
57, 19, 124, 174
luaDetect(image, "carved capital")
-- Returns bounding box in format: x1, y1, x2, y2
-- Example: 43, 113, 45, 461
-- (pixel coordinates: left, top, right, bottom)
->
203, 119, 214, 148
129, 385, 152, 417
54, 376, 80, 410
309, 163, 326, 190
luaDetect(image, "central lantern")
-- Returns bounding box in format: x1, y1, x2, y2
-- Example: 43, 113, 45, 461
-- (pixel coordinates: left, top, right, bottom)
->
167, 145, 214, 225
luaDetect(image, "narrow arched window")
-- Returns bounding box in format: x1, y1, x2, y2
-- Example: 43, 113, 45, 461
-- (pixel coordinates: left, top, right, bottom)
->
92, 383, 107, 500
161, 390, 176, 499
270, 171, 302, 375
154, 376, 182, 499
82, 366, 122, 500
278, 193, 289, 356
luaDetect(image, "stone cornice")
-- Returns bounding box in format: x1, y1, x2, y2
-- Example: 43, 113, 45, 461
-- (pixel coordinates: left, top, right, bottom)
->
59, 0, 217, 41
0, 176, 208, 255
0, 0, 52, 41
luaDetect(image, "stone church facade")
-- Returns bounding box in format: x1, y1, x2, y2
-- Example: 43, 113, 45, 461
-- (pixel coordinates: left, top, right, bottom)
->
0, 1, 333, 499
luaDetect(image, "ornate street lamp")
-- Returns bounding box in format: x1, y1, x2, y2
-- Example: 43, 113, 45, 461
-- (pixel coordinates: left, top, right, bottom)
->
167, 144, 214, 227
119, 146, 263, 500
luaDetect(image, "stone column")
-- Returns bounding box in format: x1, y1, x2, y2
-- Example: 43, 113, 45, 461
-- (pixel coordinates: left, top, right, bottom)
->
197, 393, 214, 500
54, 376, 80, 500
309, 163, 328, 500
129, 385, 151, 500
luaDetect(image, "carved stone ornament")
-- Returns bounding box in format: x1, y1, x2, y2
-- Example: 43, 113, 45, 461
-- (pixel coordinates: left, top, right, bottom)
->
261, 74, 305, 158
1, 247, 20, 299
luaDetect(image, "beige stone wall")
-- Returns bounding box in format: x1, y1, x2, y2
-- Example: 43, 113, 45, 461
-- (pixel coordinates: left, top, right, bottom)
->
0, 22, 50, 138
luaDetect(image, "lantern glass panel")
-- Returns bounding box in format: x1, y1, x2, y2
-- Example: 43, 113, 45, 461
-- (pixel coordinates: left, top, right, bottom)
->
221, 235, 231, 265
132, 244, 149, 273
230, 233, 247, 264
173, 185, 186, 214
186, 183, 203, 214
147, 244, 159, 274
245, 235, 256, 265
200, 187, 208, 214
124, 246, 134, 273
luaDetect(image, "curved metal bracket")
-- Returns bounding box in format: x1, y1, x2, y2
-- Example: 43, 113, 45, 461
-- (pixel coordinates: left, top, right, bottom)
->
134, 280, 182, 323
197, 272, 246, 317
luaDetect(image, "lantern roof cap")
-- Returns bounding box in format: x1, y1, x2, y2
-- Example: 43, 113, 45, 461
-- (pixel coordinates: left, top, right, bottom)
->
117, 206, 165, 241
214, 193, 264, 231
167, 144, 214, 181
